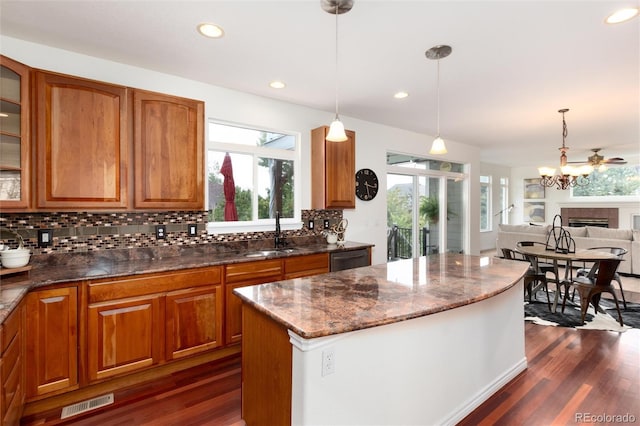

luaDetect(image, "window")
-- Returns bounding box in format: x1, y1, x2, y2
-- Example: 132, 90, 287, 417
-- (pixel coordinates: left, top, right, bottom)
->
480, 175, 491, 232
572, 165, 640, 197
207, 121, 300, 232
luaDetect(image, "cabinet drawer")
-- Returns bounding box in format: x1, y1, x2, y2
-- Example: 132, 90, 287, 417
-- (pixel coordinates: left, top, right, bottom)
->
284, 253, 329, 279
225, 260, 283, 285
1, 307, 20, 354
89, 267, 221, 303
2, 351, 20, 415
1, 331, 19, 380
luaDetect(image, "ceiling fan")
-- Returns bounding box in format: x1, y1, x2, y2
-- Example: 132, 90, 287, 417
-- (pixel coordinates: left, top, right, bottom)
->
567, 148, 627, 168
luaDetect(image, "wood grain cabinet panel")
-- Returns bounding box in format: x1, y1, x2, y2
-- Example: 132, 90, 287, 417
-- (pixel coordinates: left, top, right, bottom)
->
34, 71, 129, 209
25, 287, 78, 398
166, 285, 223, 361
225, 260, 283, 345
311, 126, 355, 209
284, 253, 329, 279
0, 55, 31, 211
1, 301, 25, 426
87, 295, 162, 382
133, 90, 204, 209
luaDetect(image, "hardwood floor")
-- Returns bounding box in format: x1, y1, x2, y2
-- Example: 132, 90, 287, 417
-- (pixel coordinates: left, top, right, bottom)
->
22, 323, 640, 425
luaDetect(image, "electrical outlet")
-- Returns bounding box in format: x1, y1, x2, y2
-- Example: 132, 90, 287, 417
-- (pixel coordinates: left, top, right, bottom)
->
155, 225, 166, 239
322, 348, 335, 376
188, 224, 197, 237
309, 219, 314, 230
324, 219, 330, 229
37, 229, 53, 248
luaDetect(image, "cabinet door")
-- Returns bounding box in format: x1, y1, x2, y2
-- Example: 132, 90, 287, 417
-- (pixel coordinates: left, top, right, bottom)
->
25, 287, 78, 398
133, 90, 204, 209
225, 259, 283, 345
166, 285, 223, 361
311, 126, 355, 209
87, 295, 162, 382
0, 55, 30, 210
34, 71, 129, 209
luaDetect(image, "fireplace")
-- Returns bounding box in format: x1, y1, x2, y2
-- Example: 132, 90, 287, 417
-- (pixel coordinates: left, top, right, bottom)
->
561, 208, 618, 229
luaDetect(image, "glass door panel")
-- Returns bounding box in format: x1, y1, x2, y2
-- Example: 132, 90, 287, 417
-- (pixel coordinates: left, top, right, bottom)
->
387, 173, 414, 259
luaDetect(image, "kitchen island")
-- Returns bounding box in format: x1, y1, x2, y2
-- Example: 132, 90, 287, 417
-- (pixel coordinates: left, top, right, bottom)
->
234, 253, 529, 426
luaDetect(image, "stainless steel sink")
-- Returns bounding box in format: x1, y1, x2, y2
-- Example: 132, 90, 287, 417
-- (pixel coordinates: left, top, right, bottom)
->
243, 248, 298, 258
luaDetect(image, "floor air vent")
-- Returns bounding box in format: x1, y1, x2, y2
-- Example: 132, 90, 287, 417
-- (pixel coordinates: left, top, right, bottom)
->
61, 393, 114, 419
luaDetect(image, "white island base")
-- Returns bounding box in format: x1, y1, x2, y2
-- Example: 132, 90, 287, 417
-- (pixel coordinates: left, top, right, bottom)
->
242, 284, 526, 425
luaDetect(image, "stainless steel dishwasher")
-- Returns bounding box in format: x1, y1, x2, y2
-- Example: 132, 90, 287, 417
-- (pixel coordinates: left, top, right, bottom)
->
330, 248, 370, 271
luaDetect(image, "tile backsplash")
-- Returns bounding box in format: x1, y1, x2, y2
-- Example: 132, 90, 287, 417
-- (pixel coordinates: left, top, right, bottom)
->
0, 210, 343, 255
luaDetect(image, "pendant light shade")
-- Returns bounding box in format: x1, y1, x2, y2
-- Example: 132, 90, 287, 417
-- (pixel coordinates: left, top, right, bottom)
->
327, 117, 348, 142
429, 136, 447, 155
322, 0, 353, 142
426, 45, 452, 155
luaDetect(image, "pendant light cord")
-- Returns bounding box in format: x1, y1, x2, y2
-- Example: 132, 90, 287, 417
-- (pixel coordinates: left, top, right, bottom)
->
334, 4, 340, 119
436, 58, 440, 136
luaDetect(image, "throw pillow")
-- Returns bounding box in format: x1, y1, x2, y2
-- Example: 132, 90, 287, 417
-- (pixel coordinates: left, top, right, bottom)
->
585, 226, 633, 241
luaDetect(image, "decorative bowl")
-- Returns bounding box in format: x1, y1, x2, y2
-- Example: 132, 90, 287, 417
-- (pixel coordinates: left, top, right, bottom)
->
1, 248, 31, 268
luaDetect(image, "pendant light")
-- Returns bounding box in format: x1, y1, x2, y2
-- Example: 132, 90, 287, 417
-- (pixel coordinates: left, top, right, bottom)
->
426, 45, 452, 154
322, 0, 353, 142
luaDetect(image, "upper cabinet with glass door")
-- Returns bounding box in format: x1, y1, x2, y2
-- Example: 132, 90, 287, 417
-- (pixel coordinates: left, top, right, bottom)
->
0, 56, 30, 210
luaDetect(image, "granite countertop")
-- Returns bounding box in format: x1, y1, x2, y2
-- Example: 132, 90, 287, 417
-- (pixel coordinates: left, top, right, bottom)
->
234, 253, 529, 339
0, 241, 372, 324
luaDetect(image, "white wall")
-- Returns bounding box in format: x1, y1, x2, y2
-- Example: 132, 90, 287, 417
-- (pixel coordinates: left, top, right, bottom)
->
1, 35, 483, 262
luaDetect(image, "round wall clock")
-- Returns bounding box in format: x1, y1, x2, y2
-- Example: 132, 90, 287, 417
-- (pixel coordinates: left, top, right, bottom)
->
355, 168, 379, 201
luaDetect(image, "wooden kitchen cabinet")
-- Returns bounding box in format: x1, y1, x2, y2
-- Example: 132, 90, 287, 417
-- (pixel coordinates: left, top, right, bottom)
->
0, 55, 31, 210
311, 126, 356, 209
25, 287, 78, 399
165, 285, 223, 361
34, 71, 129, 209
86, 267, 222, 381
133, 89, 204, 209
1, 301, 25, 426
224, 259, 283, 345
87, 295, 163, 381
284, 253, 329, 279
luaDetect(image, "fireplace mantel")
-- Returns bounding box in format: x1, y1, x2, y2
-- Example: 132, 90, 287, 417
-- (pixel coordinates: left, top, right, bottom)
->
560, 208, 618, 228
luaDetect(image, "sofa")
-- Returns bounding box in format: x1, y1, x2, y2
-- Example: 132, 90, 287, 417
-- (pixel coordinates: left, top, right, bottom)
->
496, 224, 639, 275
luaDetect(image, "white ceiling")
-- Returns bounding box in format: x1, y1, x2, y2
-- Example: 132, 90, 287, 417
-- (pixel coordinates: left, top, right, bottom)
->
1, 0, 638, 168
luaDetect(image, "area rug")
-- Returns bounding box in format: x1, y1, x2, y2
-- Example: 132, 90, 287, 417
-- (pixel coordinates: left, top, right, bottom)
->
524, 290, 640, 332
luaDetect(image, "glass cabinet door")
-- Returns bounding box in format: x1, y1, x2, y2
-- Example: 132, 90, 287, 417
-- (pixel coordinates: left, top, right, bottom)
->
0, 56, 30, 208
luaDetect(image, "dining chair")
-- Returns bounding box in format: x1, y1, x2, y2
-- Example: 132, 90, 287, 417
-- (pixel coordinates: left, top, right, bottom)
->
575, 247, 628, 309
515, 243, 552, 310
561, 257, 624, 326
516, 241, 560, 288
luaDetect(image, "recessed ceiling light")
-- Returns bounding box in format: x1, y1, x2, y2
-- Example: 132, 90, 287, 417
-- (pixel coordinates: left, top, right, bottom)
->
269, 81, 286, 89
605, 7, 638, 24
197, 23, 224, 38
393, 91, 409, 99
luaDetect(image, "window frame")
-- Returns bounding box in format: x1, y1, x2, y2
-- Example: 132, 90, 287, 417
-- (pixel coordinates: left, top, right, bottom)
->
480, 175, 491, 232
206, 119, 302, 234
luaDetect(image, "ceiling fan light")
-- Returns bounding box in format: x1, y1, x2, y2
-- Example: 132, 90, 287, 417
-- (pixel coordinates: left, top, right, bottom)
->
581, 165, 594, 175
598, 164, 607, 172
429, 136, 447, 155
326, 118, 348, 142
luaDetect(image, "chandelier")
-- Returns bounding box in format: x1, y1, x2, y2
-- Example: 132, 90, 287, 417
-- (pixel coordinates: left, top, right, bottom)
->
538, 108, 592, 190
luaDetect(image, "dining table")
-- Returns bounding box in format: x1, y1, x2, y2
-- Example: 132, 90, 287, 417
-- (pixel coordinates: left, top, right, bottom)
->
515, 243, 621, 311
